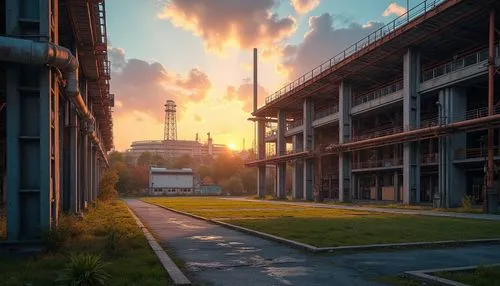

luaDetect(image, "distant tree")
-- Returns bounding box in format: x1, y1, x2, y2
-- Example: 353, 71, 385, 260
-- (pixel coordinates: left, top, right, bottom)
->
137, 152, 153, 166
152, 154, 167, 167
173, 154, 193, 169
212, 153, 243, 183
202, 176, 215, 185
240, 168, 257, 193
113, 161, 132, 194
129, 165, 149, 192
219, 176, 244, 195
108, 151, 124, 168
197, 165, 212, 180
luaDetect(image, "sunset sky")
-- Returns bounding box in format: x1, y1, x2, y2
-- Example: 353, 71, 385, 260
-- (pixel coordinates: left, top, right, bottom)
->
106, 0, 411, 151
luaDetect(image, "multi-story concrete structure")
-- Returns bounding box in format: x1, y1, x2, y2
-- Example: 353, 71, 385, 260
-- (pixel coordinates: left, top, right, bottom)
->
127, 138, 229, 163
248, 0, 500, 208
0, 0, 113, 240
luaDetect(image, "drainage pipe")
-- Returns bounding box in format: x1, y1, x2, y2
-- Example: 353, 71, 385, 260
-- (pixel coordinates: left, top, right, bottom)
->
0, 36, 108, 165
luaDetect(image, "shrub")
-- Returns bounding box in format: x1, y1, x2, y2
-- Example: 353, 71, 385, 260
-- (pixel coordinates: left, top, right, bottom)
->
462, 195, 473, 210
98, 170, 119, 201
41, 220, 72, 253
105, 226, 122, 256
56, 253, 111, 286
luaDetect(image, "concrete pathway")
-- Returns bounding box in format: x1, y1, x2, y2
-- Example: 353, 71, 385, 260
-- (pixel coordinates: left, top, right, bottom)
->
225, 198, 500, 221
126, 199, 500, 286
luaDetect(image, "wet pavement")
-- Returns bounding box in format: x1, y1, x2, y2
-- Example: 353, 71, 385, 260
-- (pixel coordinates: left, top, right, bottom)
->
125, 199, 500, 286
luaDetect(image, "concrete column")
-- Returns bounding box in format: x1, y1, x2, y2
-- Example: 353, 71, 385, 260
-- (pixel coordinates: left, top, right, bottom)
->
438, 87, 467, 207
276, 111, 286, 198
257, 120, 266, 198
292, 135, 304, 199
403, 48, 421, 204
303, 98, 314, 200
339, 81, 352, 202
394, 171, 399, 201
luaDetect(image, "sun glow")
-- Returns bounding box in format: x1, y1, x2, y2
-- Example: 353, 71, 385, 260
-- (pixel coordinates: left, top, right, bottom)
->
228, 143, 237, 150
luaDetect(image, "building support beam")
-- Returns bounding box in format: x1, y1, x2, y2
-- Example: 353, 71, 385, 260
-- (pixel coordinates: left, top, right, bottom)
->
438, 87, 467, 208
486, 8, 496, 212
303, 98, 314, 200
276, 110, 286, 198
292, 135, 304, 199
257, 120, 266, 198
403, 48, 421, 204
339, 81, 352, 202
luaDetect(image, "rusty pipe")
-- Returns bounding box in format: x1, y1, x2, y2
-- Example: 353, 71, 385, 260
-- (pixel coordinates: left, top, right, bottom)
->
0, 36, 106, 162
340, 114, 500, 150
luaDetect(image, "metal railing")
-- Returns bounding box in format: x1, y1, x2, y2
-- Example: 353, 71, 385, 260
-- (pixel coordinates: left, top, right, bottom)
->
353, 80, 403, 107
351, 125, 404, 142
421, 153, 438, 164
286, 119, 303, 130
421, 47, 493, 82
352, 158, 403, 169
264, 0, 444, 106
454, 147, 500, 161
314, 105, 339, 120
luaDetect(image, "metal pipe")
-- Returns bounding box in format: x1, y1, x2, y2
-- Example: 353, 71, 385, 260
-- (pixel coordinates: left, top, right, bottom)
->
486, 9, 495, 211
0, 36, 107, 163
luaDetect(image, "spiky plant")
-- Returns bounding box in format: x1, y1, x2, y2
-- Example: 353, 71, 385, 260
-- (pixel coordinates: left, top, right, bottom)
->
56, 253, 111, 286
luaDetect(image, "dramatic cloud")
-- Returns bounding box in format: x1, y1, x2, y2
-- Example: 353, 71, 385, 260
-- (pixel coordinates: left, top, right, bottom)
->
108, 46, 126, 71
225, 83, 269, 113
290, 0, 320, 14
158, 0, 297, 52
383, 3, 407, 17
281, 13, 384, 80
109, 48, 211, 122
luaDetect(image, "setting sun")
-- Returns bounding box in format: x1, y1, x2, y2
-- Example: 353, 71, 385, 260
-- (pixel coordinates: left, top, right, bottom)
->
228, 143, 237, 150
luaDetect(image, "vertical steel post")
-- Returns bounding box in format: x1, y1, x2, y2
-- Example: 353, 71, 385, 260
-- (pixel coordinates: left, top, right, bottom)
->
486, 9, 495, 212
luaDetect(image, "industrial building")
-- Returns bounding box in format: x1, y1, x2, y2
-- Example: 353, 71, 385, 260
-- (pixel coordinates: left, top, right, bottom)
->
248, 0, 500, 210
0, 0, 113, 240
149, 167, 195, 196
127, 137, 229, 163
127, 99, 229, 162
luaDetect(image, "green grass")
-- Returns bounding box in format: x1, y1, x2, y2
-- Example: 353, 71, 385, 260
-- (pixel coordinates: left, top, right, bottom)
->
378, 275, 437, 286
435, 266, 500, 286
0, 200, 171, 286
144, 197, 500, 247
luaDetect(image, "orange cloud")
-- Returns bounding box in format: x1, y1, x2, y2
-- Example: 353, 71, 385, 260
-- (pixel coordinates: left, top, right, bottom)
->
109, 48, 211, 123
383, 3, 407, 17
158, 0, 297, 52
225, 83, 269, 113
290, 0, 320, 14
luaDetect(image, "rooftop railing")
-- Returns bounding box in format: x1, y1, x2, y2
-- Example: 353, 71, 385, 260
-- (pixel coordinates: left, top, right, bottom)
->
314, 105, 339, 120
421, 47, 493, 82
454, 147, 500, 161
286, 119, 303, 130
264, 0, 444, 106
353, 80, 403, 107
351, 125, 404, 142
352, 158, 403, 169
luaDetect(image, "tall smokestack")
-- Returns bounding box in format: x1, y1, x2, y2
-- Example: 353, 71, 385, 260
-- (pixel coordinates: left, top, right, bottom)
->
253, 48, 258, 113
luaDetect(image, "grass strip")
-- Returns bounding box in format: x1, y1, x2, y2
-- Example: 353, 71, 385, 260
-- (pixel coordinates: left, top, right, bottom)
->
0, 200, 172, 286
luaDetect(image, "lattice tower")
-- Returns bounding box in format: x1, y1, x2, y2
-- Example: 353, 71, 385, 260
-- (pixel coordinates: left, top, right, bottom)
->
164, 100, 177, 141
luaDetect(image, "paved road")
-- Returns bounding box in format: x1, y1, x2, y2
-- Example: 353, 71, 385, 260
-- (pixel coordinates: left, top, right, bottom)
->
225, 198, 500, 221
126, 199, 500, 286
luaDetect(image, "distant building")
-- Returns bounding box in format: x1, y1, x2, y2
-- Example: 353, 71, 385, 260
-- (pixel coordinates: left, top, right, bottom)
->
149, 167, 194, 196
126, 138, 229, 164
